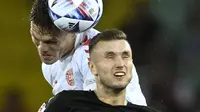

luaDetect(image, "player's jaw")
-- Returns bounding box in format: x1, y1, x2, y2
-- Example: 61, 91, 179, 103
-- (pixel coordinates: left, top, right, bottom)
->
100, 72, 130, 90
39, 52, 58, 64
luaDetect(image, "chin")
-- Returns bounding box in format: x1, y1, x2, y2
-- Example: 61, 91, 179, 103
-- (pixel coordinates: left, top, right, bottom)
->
43, 62, 54, 65
111, 84, 128, 91
42, 59, 57, 65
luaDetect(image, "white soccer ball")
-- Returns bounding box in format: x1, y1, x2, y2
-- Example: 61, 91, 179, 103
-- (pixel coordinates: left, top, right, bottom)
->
48, 0, 103, 33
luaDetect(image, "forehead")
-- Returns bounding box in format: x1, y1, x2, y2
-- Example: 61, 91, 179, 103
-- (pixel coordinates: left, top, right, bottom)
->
30, 22, 56, 40
93, 40, 131, 54
30, 22, 42, 35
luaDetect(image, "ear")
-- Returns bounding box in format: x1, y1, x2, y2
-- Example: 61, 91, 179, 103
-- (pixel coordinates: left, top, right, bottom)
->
88, 61, 98, 76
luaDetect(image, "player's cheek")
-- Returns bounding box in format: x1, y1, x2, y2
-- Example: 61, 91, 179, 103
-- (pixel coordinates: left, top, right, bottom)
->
49, 45, 59, 51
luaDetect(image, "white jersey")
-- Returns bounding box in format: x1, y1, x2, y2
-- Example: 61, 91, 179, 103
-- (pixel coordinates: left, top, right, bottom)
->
42, 28, 147, 106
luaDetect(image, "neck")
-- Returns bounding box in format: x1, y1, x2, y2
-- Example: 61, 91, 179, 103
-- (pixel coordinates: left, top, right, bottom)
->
95, 84, 127, 106
60, 48, 74, 60
60, 33, 77, 60
60, 40, 76, 60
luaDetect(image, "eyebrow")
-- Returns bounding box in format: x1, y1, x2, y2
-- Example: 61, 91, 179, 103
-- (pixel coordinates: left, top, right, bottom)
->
122, 51, 131, 54
105, 51, 115, 55
106, 50, 130, 53
104, 51, 131, 55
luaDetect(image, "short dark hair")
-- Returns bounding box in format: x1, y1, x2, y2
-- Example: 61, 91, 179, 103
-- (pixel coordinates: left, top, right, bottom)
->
89, 29, 127, 54
30, 0, 60, 36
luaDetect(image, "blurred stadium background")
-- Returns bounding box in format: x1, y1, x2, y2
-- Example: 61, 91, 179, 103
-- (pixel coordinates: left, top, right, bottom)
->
0, 0, 200, 112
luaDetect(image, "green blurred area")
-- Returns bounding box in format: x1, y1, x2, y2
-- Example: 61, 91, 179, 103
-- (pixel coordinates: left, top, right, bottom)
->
0, 0, 147, 111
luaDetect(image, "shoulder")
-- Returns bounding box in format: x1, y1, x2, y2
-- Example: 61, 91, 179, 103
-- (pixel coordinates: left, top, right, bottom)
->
86, 28, 100, 39
48, 90, 99, 105
72, 45, 89, 65
46, 91, 96, 108
46, 91, 105, 112
126, 103, 159, 112
73, 34, 91, 64
41, 62, 59, 85
42, 62, 59, 73
71, 28, 99, 72
74, 28, 100, 54
53, 90, 94, 101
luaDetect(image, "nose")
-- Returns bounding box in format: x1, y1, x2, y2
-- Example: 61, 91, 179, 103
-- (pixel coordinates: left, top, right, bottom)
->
115, 56, 124, 69
38, 42, 49, 53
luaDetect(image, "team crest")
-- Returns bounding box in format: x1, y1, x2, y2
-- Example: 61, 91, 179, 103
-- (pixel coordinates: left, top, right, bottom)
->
66, 68, 74, 86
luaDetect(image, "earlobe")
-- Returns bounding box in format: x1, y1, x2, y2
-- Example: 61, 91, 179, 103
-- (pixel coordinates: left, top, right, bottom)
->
88, 62, 97, 76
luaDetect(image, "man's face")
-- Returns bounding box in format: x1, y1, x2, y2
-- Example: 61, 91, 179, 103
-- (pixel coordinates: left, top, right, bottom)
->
30, 22, 75, 64
90, 40, 133, 90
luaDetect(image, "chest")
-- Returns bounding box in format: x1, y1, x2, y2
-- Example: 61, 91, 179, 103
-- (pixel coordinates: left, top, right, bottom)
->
50, 59, 84, 94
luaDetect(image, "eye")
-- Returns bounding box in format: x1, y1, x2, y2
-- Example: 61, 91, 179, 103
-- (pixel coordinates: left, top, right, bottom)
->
122, 55, 129, 58
105, 52, 115, 59
106, 55, 113, 59
122, 52, 130, 58
45, 40, 58, 44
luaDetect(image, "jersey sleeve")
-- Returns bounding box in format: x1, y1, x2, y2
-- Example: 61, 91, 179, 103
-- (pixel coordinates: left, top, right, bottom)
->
126, 64, 147, 106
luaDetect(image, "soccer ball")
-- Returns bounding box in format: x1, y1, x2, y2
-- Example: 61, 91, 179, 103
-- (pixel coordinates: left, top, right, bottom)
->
48, 0, 103, 33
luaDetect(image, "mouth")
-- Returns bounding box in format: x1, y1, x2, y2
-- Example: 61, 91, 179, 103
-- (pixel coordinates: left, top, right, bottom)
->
41, 54, 54, 60
113, 72, 126, 78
